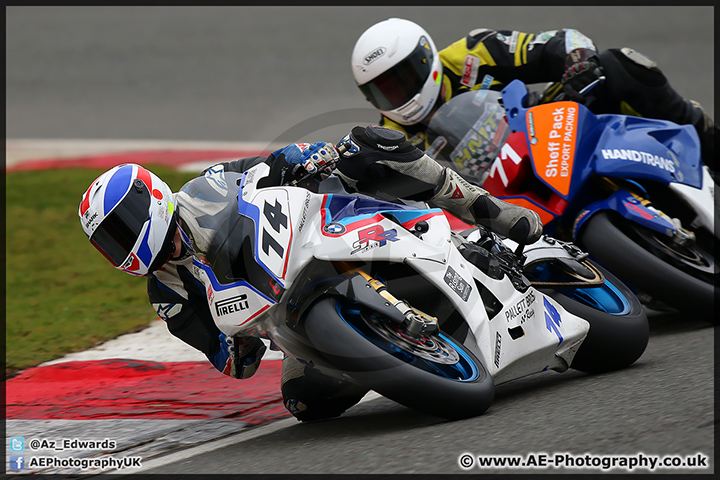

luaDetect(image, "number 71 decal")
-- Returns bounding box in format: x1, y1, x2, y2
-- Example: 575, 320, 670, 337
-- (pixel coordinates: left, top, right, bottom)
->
489, 143, 524, 187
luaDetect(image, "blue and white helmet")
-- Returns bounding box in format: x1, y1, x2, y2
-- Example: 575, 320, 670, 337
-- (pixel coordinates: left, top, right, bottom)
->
79, 163, 177, 276
352, 18, 443, 125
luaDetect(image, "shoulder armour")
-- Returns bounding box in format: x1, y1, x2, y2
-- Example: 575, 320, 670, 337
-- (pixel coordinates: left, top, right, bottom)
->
466, 28, 496, 50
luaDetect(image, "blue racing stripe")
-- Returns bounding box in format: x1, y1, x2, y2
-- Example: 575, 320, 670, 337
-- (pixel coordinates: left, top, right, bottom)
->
103, 164, 133, 216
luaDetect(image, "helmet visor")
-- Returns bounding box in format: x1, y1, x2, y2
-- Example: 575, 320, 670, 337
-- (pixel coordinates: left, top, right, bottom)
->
358, 36, 434, 111
90, 181, 152, 266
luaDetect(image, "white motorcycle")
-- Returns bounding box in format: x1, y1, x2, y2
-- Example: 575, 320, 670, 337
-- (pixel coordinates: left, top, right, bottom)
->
178, 156, 648, 420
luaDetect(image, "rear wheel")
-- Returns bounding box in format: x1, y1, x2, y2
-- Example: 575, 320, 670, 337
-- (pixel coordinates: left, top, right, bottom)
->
526, 257, 649, 373
302, 297, 495, 420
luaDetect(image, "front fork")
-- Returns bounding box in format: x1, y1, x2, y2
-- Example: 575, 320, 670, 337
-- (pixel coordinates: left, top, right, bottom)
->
333, 261, 439, 337
576, 177, 696, 248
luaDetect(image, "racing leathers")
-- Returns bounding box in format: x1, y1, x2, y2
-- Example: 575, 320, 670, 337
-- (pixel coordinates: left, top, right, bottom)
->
147, 155, 270, 380
377, 28, 716, 170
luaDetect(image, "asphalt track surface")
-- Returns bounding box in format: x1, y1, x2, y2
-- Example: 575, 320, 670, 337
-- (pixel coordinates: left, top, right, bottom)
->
6, 6, 715, 476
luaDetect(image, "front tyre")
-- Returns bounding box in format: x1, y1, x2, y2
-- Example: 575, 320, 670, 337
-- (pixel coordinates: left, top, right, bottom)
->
540, 262, 649, 374
302, 297, 494, 420
578, 210, 716, 318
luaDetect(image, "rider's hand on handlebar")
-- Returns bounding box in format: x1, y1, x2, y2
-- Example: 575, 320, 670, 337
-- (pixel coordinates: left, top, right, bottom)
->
561, 50, 603, 105
273, 142, 340, 175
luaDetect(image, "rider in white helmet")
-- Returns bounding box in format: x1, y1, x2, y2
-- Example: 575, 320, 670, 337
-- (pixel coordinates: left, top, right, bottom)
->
352, 18, 443, 127
351, 18, 716, 171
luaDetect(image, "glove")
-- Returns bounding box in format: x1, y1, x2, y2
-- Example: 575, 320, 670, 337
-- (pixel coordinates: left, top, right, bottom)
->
561, 49, 603, 104
272, 142, 340, 176
208, 334, 267, 379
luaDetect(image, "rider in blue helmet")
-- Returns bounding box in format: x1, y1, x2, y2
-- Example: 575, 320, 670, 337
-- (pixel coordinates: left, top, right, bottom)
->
80, 126, 543, 422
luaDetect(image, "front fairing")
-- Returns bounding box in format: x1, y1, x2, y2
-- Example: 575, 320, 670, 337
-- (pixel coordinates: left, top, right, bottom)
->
501, 79, 704, 194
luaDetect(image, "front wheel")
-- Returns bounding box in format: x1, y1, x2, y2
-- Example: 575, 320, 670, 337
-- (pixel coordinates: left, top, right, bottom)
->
302, 297, 495, 420
537, 261, 649, 374
578, 210, 717, 318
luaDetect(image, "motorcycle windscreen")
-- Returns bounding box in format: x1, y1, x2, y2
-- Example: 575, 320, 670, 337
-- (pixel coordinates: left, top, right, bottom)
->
427, 89, 510, 185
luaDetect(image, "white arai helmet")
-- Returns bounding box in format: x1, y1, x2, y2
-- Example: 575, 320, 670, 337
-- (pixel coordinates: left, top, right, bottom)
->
352, 18, 443, 126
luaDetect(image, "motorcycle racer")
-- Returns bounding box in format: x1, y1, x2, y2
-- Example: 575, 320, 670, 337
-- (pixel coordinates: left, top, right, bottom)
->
351, 18, 716, 171
78, 126, 542, 421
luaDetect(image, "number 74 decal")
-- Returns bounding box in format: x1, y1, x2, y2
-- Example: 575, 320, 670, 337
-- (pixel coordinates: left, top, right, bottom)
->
255, 191, 292, 281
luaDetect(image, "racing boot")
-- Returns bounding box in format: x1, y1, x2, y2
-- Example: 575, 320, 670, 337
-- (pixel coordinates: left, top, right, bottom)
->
430, 167, 544, 245
280, 356, 369, 422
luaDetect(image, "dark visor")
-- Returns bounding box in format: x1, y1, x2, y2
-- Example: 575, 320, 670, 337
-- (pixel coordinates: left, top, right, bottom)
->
90, 180, 152, 266
358, 37, 433, 111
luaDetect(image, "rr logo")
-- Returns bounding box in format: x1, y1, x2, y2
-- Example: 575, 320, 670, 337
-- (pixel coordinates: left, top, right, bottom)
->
351, 225, 398, 254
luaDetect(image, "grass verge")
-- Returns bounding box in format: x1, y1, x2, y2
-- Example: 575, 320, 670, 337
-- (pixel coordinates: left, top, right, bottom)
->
5, 166, 196, 376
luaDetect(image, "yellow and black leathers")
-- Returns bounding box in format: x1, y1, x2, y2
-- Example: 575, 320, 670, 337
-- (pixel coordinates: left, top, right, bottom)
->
376, 28, 715, 169
379, 28, 590, 147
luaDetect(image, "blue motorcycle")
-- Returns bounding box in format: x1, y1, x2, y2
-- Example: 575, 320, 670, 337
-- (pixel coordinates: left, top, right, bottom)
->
426, 80, 716, 317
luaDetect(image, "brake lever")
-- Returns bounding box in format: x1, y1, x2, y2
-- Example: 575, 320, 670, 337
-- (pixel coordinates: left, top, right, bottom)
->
578, 75, 606, 96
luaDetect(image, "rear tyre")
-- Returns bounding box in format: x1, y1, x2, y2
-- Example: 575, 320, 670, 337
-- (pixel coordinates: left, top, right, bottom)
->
539, 261, 649, 374
302, 297, 495, 420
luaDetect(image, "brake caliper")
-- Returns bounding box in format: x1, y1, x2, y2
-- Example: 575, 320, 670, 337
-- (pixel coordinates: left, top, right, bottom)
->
358, 271, 439, 338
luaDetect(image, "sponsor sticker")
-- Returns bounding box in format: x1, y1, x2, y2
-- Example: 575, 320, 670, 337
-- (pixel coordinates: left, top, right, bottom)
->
443, 265, 472, 302
461, 55, 480, 87
215, 294, 250, 316
564, 28, 595, 53
494, 331, 502, 368
363, 46, 386, 65
323, 222, 346, 235
526, 102, 578, 196
532, 30, 558, 45
600, 149, 676, 173
504, 290, 536, 324
350, 224, 398, 254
